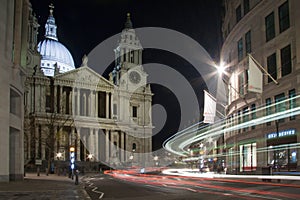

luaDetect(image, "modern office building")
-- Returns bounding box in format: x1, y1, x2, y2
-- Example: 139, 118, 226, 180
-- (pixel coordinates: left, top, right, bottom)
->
221, 0, 300, 174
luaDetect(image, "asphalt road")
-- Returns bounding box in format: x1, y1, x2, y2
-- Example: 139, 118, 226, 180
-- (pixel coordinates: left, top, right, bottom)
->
82, 172, 300, 200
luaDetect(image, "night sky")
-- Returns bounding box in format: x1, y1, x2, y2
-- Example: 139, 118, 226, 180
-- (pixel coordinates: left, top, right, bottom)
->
30, 0, 223, 151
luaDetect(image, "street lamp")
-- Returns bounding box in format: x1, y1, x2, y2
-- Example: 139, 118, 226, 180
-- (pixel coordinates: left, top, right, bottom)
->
88, 153, 93, 160
217, 63, 225, 75
129, 155, 134, 167
87, 154, 93, 171
56, 152, 62, 160
56, 152, 62, 175
153, 156, 159, 167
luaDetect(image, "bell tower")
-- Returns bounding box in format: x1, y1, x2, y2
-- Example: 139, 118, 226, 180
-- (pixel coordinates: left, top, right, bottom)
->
110, 14, 153, 166
112, 13, 143, 86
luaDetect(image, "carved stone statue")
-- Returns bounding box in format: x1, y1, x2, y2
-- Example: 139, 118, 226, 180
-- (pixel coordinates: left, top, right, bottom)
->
81, 55, 88, 67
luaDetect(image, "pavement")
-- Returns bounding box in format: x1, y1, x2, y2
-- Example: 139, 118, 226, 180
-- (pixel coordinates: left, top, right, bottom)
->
0, 173, 91, 200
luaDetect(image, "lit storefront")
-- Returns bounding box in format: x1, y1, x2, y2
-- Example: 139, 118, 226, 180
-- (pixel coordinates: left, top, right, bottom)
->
266, 129, 297, 170
239, 142, 257, 172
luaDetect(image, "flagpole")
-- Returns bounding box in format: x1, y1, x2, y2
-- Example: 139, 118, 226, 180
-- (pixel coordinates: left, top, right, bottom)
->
248, 54, 279, 85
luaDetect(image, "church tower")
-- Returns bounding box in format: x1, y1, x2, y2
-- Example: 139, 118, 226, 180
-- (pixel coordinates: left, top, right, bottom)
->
112, 13, 143, 86
111, 14, 153, 165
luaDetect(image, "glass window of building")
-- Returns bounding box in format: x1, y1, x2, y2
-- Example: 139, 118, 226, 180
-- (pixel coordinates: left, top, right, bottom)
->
266, 98, 272, 126
278, 0, 290, 33
113, 104, 117, 116
289, 89, 296, 120
238, 72, 245, 95
280, 44, 292, 77
123, 49, 127, 62
275, 93, 285, 123
236, 5, 242, 23
45, 95, 51, 112
237, 38, 243, 62
242, 107, 249, 131
245, 30, 251, 54
239, 143, 257, 172
130, 51, 134, 63
289, 148, 297, 164
267, 53, 277, 83
10, 89, 21, 116
237, 110, 241, 133
132, 106, 137, 118
251, 104, 256, 129
244, 0, 250, 15
265, 12, 275, 42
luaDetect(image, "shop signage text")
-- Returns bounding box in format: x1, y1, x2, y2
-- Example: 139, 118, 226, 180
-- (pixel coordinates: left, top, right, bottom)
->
267, 129, 296, 139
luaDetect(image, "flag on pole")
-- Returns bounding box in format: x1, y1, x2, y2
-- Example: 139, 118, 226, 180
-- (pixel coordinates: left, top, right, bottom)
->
203, 90, 216, 124
248, 55, 263, 93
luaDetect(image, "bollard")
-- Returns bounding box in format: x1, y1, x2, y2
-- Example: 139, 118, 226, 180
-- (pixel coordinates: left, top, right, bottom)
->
75, 170, 79, 185
37, 167, 40, 176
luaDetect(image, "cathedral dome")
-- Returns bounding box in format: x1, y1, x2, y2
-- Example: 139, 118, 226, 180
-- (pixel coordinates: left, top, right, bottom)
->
37, 4, 75, 76
38, 39, 75, 76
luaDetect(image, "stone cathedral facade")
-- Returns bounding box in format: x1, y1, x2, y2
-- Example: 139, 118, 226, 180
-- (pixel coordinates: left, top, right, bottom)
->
24, 7, 152, 170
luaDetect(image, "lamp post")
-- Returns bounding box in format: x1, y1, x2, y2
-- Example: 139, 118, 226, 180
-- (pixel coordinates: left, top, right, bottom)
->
88, 154, 93, 171
56, 152, 62, 175
153, 156, 159, 167
70, 147, 75, 179
129, 155, 134, 167
56, 152, 62, 160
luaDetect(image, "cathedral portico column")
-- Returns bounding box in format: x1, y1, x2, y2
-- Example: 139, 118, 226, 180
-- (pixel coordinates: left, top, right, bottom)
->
41, 85, 46, 112
76, 128, 81, 161
69, 89, 73, 115
53, 85, 57, 113
88, 91, 91, 116
89, 128, 95, 157
106, 92, 109, 118
82, 132, 87, 161
59, 85, 63, 113
95, 129, 99, 161
38, 125, 47, 160
77, 88, 80, 116
95, 91, 98, 117
106, 129, 109, 162
35, 126, 39, 158
110, 93, 113, 119
90, 90, 94, 117
120, 131, 124, 162
35, 84, 40, 112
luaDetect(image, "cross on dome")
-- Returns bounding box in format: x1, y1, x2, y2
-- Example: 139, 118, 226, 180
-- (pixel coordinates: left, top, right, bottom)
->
45, 3, 57, 40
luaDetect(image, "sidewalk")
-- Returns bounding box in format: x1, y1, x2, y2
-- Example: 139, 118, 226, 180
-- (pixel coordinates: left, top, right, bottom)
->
0, 173, 90, 199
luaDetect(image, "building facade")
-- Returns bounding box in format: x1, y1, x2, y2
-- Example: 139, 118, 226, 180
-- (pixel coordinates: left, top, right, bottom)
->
221, 0, 300, 174
24, 8, 153, 172
0, 0, 39, 182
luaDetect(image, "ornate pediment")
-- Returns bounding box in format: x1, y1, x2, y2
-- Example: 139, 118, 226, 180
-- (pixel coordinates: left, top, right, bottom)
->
55, 66, 114, 89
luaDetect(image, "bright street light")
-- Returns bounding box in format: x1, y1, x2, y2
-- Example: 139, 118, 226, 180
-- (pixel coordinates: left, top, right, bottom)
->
217, 63, 225, 75
56, 152, 62, 160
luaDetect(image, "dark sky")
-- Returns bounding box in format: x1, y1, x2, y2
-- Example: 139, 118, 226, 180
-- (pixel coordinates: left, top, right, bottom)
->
30, 0, 223, 150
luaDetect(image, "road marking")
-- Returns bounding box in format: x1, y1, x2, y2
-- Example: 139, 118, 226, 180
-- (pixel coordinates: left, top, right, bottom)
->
84, 178, 105, 199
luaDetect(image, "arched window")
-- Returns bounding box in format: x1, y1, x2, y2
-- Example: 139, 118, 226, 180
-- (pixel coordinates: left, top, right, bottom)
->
132, 143, 136, 152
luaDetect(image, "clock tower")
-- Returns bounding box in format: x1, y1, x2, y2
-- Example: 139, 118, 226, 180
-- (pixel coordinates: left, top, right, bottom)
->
112, 13, 146, 88
110, 14, 153, 166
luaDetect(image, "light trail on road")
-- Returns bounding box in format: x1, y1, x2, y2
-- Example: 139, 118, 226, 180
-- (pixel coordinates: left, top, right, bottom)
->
104, 169, 300, 200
